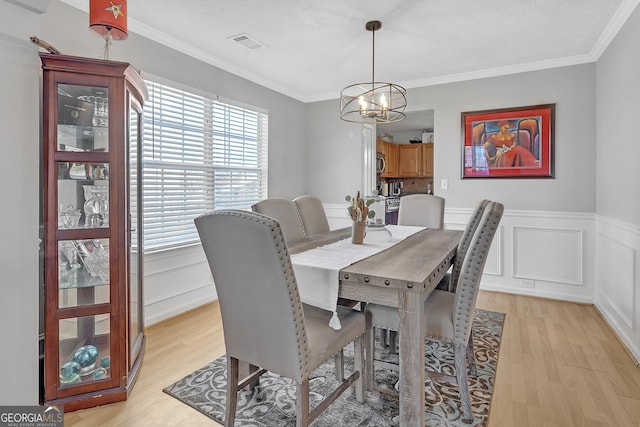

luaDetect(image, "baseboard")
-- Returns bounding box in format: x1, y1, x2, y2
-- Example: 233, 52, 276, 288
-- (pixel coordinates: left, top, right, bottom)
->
145, 288, 217, 326
480, 282, 594, 304
593, 304, 640, 366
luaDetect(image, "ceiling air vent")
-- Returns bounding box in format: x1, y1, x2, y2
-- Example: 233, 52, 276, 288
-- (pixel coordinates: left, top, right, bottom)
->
229, 33, 264, 50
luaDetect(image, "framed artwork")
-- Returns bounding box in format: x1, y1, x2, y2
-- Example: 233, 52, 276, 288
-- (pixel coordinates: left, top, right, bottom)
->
461, 104, 555, 178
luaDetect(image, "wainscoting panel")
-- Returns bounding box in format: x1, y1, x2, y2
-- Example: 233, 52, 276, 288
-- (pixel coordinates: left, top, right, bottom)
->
324, 204, 352, 230
595, 216, 640, 364
483, 226, 503, 276
598, 233, 635, 328
144, 244, 216, 325
326, 205, 597, 303
512, 227, 583, 285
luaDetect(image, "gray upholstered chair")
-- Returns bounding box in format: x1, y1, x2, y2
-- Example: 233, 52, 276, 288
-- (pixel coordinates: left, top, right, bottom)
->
382, 193, 447, 350
387, 199, 491, 353
365, 201, 503, 422
194, 210, 370, 427
251, 197, 305, 243
293, 195, 361, 311
293, 195, 331, 236
397, 194, 445, 228
437, 199, 491, 293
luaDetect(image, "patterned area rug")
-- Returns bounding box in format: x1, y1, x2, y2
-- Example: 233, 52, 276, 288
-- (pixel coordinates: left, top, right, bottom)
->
163, 309, 505, 426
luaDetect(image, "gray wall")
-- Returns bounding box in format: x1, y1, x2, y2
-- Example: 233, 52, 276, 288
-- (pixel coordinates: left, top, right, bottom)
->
593, 3, 640, 364
307, 64, 597, 213
40, 0, 308, 199
596, 3, 640, 225
0, 0, 307, 405
305, 100, 365, 203
0, 1, 42, 405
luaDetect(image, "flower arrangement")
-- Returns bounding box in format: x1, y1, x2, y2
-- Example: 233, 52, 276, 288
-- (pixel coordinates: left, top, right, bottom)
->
345, 191, 375, 222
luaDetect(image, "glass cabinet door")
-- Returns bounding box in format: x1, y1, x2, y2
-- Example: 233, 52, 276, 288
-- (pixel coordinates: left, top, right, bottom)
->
58, 314, 111, 388
54, 81, 114, 391
57, 84, 109, 152
57, 167, 110, 230
128, 97, 144, 365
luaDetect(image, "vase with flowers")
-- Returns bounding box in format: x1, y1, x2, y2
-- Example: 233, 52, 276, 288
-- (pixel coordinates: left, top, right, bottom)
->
345, 191, 375, 244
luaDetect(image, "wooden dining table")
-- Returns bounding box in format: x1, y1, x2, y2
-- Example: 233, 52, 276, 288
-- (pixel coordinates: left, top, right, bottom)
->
289, 226, 463, 427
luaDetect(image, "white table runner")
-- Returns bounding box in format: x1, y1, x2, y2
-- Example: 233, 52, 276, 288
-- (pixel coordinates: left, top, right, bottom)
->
290, 225, 425, 329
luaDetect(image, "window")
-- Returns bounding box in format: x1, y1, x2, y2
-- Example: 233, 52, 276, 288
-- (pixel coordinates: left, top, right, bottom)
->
143, 80, 268, 251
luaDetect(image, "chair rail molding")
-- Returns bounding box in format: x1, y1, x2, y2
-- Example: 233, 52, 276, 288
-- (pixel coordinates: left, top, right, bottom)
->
144, 244, 217, 325
450, 208, 596, 303
326, 205, 597, 302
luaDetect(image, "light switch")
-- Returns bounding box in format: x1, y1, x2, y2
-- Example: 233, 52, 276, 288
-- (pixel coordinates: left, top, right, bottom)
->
440, 179, 448, 190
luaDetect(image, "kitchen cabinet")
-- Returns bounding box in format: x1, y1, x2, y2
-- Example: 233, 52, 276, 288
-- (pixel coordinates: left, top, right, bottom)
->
41, 54, 147, 411
422, 143, 434, 177
397, 143, 433, 177
376, 139, 398, 177
385, 142, 398, 177
398, 144, 422, 176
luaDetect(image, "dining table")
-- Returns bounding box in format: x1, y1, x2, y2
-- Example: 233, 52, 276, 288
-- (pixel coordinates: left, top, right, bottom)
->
288, 225, 463, 427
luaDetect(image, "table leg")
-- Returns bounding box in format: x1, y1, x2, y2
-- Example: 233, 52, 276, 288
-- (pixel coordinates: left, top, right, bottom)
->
398, 288, 425, 426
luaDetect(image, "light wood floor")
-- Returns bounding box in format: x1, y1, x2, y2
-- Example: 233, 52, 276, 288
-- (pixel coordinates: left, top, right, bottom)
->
64, 291, 640, 426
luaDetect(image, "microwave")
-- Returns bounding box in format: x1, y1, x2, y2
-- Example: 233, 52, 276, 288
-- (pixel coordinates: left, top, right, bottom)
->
376, 152, 386, 174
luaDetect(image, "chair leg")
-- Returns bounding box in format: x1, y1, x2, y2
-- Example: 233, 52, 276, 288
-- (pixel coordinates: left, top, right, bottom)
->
454, 342, 474, 422
466, 332, 477, 377
296, 378, 310, 427
334, 350, 344, 381
225, 356, 239, 427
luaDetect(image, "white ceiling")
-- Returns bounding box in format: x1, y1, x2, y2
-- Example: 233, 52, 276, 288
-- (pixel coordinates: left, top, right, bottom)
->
62, 0, 637, 103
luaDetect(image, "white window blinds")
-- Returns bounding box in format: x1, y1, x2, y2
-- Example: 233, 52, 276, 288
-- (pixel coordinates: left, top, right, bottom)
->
143, 80, 268, 251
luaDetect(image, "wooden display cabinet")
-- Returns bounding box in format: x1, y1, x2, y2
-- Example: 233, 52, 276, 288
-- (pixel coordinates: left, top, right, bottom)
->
41, 54, 147, 411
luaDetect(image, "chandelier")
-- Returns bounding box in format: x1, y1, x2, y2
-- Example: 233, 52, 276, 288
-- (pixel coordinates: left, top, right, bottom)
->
340, 20, 406, 124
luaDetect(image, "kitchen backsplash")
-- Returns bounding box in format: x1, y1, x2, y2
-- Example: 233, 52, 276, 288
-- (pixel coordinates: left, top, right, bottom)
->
400, 178, 433, 194
379, 177, 434, 195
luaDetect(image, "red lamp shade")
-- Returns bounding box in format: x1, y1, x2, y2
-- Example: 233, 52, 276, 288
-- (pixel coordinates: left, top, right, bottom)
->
90, 0, 128, 40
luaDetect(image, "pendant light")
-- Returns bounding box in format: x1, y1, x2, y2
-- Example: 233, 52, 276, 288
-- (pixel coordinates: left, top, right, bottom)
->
89, 0, 128, 60
340, 20, 406, 124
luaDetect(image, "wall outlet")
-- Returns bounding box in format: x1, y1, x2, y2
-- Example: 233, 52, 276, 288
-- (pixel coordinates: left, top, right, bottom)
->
520, 279, 535, 289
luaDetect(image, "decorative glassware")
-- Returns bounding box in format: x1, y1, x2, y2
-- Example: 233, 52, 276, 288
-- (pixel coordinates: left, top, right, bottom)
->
60, 204, 82, 229
365, 225, 393, 243
60, 361, 82, 385
83, 185, 109, 227
73, 345, 99, 376
73, 239, 110, 282
366, 194, 386, 226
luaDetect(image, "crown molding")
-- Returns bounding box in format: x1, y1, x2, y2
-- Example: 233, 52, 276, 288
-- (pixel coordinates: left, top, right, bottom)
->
6, 0, 51, 14
591, 0, 640, 58
60, 0, 640, 104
